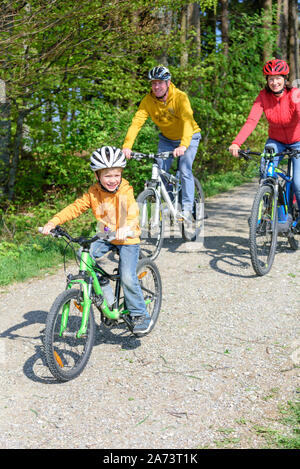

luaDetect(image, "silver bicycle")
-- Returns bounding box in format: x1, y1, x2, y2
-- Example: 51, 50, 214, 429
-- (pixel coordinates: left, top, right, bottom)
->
131, 151, 205, 260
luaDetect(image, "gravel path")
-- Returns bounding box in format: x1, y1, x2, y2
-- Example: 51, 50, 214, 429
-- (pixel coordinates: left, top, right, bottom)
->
0, 180, 299, 449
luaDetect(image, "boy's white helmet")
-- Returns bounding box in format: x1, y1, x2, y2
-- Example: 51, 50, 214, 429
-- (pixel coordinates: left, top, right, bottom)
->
90, 146, 126, 171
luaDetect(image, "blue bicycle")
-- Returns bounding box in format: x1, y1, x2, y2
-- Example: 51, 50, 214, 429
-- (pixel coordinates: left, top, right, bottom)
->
239, 146, 300, 276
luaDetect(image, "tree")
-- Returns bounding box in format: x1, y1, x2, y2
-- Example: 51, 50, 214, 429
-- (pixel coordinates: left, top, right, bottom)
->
276, 0, 289, 59
288, 0, 299, 81
261, 0, 273, 63
220, 0, 229, 56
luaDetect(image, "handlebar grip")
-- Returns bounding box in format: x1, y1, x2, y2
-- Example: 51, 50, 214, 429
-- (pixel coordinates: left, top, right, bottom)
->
37, 226, 59, 237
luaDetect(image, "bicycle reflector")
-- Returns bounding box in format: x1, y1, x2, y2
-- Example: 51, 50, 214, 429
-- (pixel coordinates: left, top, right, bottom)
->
74, 301, 83, 312
54, 351, 64, 368
138, 271, 148, 280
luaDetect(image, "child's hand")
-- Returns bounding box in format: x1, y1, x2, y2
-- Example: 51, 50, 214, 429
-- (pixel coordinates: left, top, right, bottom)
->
116, 226, 132, 241
42, 222, 56, 235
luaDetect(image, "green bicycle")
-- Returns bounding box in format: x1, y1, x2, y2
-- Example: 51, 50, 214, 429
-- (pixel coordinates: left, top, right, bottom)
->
38, 226, 162, 382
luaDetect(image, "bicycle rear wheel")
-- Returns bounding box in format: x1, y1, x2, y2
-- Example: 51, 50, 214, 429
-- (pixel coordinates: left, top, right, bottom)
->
44, 288, 95, 382
137, 188, 165, 260
181, 176, 205, 241
136, 258, 162, 334
249, 184, 278, 276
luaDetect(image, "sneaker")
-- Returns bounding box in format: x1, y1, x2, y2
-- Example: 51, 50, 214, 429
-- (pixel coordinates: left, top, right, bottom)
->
182, 210, 193, 224
132, 314, 152, 335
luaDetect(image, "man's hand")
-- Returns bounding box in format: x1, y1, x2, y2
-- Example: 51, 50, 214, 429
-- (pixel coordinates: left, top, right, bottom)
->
173, 146, 186, 157
122, 148, 132, 159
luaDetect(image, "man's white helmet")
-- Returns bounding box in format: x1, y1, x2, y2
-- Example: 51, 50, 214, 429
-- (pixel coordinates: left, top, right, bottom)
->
90, 146, 126, 171
148, 65, 171, 81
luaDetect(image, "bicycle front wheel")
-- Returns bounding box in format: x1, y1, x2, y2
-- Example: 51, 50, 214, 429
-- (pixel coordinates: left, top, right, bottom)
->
44, 288, 95, 382
249, 184, 278, 276
137, 188, 165, 261
182, 176, 205, 241
136, 258, 162, 334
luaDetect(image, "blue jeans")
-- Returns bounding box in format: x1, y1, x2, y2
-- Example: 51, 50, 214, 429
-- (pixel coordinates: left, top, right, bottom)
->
157, 132, 201, 211
90, 240, 148, 317
262, 139, 300, 210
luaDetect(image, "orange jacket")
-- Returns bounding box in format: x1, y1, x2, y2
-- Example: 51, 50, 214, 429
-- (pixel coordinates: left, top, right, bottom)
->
49, 178, 141, 245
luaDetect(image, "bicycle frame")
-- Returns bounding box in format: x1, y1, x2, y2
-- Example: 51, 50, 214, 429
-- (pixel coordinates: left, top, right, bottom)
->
143, 162, 183, 226
261, 153, 295, 230
58, 247, 120, 338
61, 247, 152, 338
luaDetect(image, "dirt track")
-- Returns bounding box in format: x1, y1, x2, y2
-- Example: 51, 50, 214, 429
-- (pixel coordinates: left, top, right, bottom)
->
0, 180, 299, 449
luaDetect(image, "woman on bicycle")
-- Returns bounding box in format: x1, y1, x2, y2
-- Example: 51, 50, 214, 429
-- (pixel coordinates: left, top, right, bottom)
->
122, 65, 201, 221
229, 58, 300, 222
42, 146, 152, 334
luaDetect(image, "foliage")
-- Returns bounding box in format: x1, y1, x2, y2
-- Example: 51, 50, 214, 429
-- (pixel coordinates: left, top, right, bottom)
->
0, 0, 289, 268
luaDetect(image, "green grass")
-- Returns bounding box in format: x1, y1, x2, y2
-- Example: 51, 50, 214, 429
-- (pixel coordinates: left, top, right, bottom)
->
202, 164, 258, 198
270, 400, 300, 449
0, 236, 76, 286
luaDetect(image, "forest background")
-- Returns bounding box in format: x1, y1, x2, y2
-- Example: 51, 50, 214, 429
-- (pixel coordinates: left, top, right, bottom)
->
0, 0, 299, 284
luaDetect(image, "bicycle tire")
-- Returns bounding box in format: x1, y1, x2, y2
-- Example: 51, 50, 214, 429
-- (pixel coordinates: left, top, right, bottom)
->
288, 198, 299, 250
137, 188, 165, 261
249, 184, 278, 276
136, 258, 162, 334
44, 288, 96, 382
181, 176, 205, 241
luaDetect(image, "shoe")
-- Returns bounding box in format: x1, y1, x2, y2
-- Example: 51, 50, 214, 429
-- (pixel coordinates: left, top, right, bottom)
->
182, 210, 193, 224
132, 314, 152, 335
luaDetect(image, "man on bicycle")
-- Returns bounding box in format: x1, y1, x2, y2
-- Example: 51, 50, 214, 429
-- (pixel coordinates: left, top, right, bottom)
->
122, 65, 201, 221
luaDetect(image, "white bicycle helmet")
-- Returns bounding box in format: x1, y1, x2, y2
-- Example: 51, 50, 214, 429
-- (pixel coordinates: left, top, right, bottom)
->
148, 65, 171, 81
90, 146, 126, 171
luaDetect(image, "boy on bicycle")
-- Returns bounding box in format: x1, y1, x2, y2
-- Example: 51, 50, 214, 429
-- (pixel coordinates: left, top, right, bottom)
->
42, 146, 152, 334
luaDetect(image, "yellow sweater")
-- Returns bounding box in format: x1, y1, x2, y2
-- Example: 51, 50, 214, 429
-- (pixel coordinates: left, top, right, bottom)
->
123, 82, 200, 149
49, 178, 141, 245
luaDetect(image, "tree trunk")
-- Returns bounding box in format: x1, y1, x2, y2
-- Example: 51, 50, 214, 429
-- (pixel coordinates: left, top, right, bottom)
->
8, 111, 25, 200
276, 0, 289, 59
288, 0, 299, 82
155, 6, 173, 65
220, 0, 229, 56
180, 5, 188, 68
0, 80, 11, 198
188, 2, 201, 59
262, 0, 273, 63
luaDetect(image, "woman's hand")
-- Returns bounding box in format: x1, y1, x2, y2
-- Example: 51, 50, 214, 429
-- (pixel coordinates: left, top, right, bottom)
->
229, 144, 240, 158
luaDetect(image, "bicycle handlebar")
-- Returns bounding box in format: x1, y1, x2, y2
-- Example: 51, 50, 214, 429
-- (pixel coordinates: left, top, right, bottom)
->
38, 226, 134, 245
130, 151, 173, 161
237, 148, 300, 161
